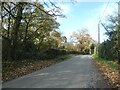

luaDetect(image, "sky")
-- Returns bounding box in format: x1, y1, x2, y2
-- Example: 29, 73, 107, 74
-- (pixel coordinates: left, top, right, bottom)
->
55, 1, 118, 43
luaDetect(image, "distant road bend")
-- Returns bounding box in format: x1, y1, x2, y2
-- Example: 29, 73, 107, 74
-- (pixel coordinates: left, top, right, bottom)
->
3, 55, 111, 88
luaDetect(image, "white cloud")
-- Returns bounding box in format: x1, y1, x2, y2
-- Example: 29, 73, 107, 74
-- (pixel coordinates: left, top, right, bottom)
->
59, 4, 71, 15
83, 2, 117, 43
43, 2, 71, 15
97, 3, 117, 22
56, 2, 118, 43
56, 3, 72, 23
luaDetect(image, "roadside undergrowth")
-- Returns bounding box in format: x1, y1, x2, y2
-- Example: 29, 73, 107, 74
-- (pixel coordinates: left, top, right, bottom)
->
92, 54, 120, 88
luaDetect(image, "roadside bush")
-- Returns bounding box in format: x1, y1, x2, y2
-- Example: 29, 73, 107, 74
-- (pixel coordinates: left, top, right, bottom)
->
98, 40, 117, 60
67, 51, 80, 54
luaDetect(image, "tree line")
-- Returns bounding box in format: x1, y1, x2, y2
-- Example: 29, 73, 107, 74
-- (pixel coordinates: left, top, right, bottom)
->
1, 1, 96, 61
69, 29, 95, 54
98, 12, 120, 64
1, 2, 68, 60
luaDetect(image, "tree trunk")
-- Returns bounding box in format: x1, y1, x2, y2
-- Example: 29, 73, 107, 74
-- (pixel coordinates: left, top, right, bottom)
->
118, 1, 120, 64
11, 2, 23, 60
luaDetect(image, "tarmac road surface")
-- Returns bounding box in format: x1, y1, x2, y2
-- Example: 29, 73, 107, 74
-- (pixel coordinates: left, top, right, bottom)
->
2, 55, 111, 88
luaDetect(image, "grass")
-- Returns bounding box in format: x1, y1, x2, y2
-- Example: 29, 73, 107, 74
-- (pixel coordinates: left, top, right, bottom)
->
92, 54, 119, 72
2, 54, 76, 83
56, 54, 75, 61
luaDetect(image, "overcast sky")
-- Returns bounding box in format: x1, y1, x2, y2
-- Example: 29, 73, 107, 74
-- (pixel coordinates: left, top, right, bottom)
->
56, 1, 118, 43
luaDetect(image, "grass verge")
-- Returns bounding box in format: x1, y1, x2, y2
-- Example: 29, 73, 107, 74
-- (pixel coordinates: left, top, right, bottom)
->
92, 54, 120, 88
2, 54, 76, 83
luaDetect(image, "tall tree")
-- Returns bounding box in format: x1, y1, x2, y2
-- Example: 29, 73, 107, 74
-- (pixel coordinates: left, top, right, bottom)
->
99, 13, 120, 62
11, 2, 24, 60
1, 2, 64, 60
70, 29, 95, 53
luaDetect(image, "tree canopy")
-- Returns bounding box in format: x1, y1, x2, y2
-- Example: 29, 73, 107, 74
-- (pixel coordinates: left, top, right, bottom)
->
98, 13, 120, 63
70, 29, 95, 54
1, 2, 66, 60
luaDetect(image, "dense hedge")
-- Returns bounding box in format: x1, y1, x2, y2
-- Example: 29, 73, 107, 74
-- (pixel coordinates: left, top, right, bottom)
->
98, 40, 118, 60
3, 48, 82, 61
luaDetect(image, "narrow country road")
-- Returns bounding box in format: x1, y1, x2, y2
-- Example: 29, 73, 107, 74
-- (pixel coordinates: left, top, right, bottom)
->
3, 55, 111, 88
